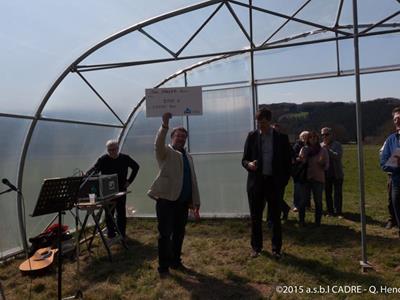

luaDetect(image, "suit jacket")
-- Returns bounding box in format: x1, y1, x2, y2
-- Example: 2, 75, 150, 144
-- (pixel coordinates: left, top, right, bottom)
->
242, 129, 292, 192
147, 126, 200, 208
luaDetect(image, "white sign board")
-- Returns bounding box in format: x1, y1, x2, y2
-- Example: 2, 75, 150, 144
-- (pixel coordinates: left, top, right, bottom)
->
145, 86, 202, 117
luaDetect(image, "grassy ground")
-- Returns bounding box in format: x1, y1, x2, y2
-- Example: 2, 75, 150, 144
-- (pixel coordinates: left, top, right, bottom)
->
2, 145, 400, 299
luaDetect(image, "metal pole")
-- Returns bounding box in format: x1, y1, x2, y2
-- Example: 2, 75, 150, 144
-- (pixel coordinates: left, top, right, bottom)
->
352, 0, 371, 272
334, 0, 344, 76
184, 72, 191, 153
249, 0, 257, 129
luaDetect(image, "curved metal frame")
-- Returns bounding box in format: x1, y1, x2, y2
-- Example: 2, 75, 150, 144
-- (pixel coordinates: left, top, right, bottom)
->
9, 0, 400, 261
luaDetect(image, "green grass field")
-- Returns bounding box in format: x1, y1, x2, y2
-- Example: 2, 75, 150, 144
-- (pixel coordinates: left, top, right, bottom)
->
2, 145, 400, 299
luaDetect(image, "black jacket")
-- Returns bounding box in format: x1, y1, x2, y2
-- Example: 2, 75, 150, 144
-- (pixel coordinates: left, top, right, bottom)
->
242, 129, 291, 191
90, 153, 140, 191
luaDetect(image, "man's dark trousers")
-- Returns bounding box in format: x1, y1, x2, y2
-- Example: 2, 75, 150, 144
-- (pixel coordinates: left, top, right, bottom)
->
105, 195, 127, 237
248, 175, 282, 253
387, 176, 397, 225
156, 198, 188, 272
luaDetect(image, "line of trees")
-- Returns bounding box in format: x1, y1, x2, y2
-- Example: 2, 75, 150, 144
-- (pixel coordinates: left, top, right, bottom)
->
263, 98, 400, 144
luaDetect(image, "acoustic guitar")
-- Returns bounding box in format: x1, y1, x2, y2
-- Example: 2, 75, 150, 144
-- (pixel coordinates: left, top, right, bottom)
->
19, 247, 58, 272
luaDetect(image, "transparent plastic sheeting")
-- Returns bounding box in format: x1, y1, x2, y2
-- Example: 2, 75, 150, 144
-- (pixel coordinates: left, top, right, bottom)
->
22, 121, 120, 240
123, 87, 252, 217
254, 42, 338, 81
186, 54, 250, 87
0, 118, 31, 257
189, 87, 253, 153
124, 152, 249, 218
191, 153, 249, 217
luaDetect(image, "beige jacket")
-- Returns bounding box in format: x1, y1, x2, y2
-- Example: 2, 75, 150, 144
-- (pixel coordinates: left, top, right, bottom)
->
147, 126, 200, 208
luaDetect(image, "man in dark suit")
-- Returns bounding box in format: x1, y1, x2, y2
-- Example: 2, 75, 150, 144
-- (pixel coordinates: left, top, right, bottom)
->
242, 108, 291, 259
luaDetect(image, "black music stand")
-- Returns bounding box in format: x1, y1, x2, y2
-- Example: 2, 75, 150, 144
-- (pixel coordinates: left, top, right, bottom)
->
32, 176, 83, 300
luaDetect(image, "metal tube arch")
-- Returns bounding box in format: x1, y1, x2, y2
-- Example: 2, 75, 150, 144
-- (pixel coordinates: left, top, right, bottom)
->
76, 25, 400, 73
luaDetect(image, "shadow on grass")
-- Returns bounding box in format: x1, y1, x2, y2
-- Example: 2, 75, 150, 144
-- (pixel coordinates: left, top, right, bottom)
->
281, 221, 398, 248
171, 267, 264, 299
80, 237, 157, 283
341, 212, 386, 227
279, 252, 386, 287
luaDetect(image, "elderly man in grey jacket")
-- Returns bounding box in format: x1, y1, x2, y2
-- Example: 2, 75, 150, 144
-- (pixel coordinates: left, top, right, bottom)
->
148, 112, 200, 278
321, 127, 344, 216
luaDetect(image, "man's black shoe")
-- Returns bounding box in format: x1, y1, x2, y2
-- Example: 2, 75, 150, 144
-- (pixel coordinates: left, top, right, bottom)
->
170, 262, 190, 273
250, 250, 261, 258
385, 220, 396, 229
272, 251, 281, 260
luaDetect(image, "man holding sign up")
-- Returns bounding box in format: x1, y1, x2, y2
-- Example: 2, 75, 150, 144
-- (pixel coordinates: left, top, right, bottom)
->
148, 112, 201, 278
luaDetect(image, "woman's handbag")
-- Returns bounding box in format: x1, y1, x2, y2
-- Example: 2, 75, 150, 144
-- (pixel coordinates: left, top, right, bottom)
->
291, 161, 308, 183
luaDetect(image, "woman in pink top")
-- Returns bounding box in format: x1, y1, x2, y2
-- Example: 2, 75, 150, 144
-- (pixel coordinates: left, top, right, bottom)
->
298, 131, 329, 226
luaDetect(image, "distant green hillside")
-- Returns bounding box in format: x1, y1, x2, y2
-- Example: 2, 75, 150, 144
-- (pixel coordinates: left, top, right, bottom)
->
262, 97, 400, 144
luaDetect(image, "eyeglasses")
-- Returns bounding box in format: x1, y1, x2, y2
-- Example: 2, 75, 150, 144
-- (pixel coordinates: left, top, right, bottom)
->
107, 147, 118, 151
256, 120, 269, 125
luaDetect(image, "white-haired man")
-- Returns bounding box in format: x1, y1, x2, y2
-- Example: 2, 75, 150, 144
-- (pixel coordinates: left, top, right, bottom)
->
89, 140, 139, 239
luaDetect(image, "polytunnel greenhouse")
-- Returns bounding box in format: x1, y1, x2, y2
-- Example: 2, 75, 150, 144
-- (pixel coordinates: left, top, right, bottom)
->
1, 0, 400, 275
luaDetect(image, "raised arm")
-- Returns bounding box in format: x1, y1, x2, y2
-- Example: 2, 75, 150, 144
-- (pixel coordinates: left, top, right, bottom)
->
155, 112, 172, 162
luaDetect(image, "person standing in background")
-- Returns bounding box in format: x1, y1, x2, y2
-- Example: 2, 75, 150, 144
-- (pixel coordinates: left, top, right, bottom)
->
292, 131, 309, 212
242, 108, 291, 259
320, 127, 344, 217
298, 131, 329, 226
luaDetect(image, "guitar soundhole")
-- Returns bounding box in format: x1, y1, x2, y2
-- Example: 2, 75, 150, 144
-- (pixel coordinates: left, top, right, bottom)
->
33, 250, 52, 261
